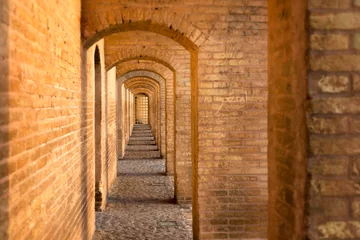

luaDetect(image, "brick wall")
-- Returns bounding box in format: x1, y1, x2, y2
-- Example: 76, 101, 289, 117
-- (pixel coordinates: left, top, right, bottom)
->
82, 1, 269, 239
106, 67, 118, 201
308, 0, 360, 238
0, 0, 9, 239
1, 0, 96, 238
194, 2, 268, 239
0, 1, 119, 238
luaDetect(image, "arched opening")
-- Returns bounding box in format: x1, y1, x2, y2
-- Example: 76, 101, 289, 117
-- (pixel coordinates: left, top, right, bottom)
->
94, 46, 103, 211
82, 18, 203, 240
135, 94, 149, 124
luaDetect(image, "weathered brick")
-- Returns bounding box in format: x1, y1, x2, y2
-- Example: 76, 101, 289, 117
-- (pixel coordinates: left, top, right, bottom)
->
353, 74, 360, 91
308, 116, 348, 134
310, 136, 360, 155
354, 34, 360, 50
351, 199, 360, 218
310, 157, 348, 176
310, 97, 360, 114
349, 117, 360, 133
317, 75, 349, 93
309, 0, 352, 8
318, 222, 360, 238
310, 12, 360, 30
311, 180, 360, 196
310, 198, 349, 217
310, 54, 360, 71
310, 34, 349, 50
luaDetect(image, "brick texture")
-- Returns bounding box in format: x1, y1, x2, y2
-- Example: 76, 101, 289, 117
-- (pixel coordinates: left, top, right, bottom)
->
2, 0, 273, 239
82, 1, 269, 239
307, 1, 360, 239
105, 31, 193, 204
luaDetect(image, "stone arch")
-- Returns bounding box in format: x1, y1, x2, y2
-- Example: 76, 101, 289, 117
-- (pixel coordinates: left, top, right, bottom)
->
111, 56, 176, 72
106, 47, 179, 70
119, 70, 165, 85
81, 6, 208, 50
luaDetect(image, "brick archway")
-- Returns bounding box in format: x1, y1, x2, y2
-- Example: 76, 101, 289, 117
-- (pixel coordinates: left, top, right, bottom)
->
81, 6, 208, 50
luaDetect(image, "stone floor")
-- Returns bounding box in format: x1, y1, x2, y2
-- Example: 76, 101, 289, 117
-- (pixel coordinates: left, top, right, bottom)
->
94, 159, 193, 240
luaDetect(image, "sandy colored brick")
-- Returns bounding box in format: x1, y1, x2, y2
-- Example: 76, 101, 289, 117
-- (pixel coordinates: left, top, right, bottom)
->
310, 156, 348, 176
317, 75, 349, 93
309, 198, 349, 217
310, 97, 360, 114
310, 12, 360, 30
318, 222, 360, 238
311, 179, 360, 196
309, 0, 352, 8
354, 34, 360, 50
310, 34, 349, 50
310, 54, 360, 71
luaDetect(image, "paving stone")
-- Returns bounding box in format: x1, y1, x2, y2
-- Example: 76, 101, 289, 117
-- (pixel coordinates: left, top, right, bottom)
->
94, 159, 192, 240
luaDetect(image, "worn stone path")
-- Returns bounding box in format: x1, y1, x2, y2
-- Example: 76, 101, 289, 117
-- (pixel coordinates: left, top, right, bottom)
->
94, 125, 192, 240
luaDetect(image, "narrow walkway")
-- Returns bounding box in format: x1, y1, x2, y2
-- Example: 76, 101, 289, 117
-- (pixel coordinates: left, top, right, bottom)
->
94, 125, 192, 240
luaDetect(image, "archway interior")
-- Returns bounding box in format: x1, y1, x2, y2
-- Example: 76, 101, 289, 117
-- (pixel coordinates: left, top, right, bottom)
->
94, 25, 199, 237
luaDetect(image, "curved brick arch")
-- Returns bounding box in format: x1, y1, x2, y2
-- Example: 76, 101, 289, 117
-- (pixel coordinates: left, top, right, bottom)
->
119, 70, 165, 86
112, 56, 175, 72
131, 88, 155, 97
117, 62, 173, 80
82, 3, 199, 228
106, 46, 179, 71
125, 78, 160, 91
82, 6, 208, 50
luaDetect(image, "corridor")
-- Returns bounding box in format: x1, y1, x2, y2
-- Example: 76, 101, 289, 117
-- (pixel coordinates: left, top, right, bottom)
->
3, 0, 359, 239
94, 125, 192, 240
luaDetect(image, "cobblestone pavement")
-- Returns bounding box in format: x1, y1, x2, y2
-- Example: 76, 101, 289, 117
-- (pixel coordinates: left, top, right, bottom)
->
94, 159, 193, 240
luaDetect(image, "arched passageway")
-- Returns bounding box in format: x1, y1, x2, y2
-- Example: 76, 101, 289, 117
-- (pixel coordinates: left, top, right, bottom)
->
4, 1, 358, 240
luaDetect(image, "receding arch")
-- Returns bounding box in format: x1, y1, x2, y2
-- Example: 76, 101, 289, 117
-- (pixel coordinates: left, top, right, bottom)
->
110, 56, 176, 72
82, 19, 204, 51
118, 70, 166, 83
81, 14, 201, 238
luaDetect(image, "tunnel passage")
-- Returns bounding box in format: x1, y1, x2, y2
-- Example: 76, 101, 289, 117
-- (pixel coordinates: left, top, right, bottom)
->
8, 0, 360, 239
